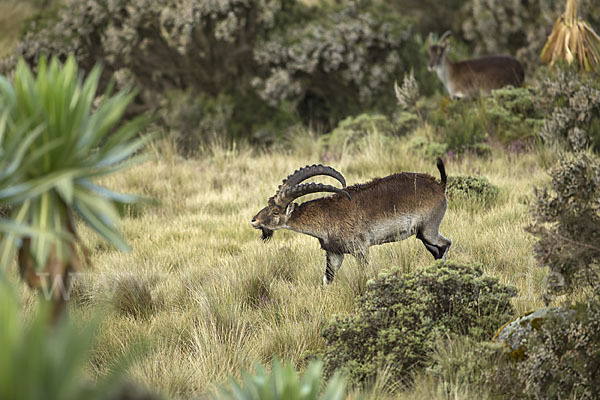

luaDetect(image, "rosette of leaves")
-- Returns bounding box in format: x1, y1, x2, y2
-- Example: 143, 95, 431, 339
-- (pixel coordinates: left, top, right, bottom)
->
0, 56, 150, 319
215, 359, 346, 400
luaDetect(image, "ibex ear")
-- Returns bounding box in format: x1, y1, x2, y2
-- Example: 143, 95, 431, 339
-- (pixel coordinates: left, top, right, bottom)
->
428, 32, 434, 45
285, 202, 296, 217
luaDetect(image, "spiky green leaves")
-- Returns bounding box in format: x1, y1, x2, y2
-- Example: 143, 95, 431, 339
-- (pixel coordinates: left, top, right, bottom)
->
0, 55, 150, 272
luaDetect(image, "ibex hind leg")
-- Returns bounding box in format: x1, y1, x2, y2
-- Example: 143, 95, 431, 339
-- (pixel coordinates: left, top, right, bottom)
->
417, 230, 452, 261
323, 252, 344, 285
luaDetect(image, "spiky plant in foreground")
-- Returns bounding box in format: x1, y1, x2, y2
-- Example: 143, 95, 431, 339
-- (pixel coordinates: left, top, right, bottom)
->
540, 0, 600, 72
215, 359, 346, 400
0, 56, 150, 320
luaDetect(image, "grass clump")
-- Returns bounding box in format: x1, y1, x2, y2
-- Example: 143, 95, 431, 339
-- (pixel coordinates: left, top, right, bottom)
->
446, 175, 501, 210
322, 261, 516, 388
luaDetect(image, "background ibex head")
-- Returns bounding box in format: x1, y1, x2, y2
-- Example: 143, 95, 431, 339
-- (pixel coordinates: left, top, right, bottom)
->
251, 164, 350, 241
428, 31, 451, 72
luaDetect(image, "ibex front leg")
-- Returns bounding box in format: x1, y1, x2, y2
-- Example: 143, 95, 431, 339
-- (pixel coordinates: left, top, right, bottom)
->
323, 252, 344, 285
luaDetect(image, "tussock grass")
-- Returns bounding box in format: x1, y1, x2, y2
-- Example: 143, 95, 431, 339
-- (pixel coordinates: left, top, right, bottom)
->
0, 1, 33, 59
8, 128, 552, 398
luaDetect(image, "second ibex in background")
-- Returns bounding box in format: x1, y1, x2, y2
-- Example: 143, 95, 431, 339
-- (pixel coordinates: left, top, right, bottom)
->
428, 31, 524, 99
251, 160, 451, 284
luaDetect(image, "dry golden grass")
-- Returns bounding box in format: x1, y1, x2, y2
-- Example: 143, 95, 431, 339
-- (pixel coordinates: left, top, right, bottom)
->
0, 1, 35, 59
4, 129, 557, 399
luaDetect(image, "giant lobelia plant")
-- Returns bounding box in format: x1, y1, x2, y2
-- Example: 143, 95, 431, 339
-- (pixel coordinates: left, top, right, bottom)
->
0, 55, 150, 319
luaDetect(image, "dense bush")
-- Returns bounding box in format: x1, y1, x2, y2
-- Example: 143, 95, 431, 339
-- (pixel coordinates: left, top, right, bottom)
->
2, 0, 429, 145
429, 99, 489, 154
528, 149, 600, 300
253, 2, 423, 130
321, 113, 398, 158
322, 261, 516, 387
452, 302, 600, 399
537, 68, 600, 151
515, 300, 600, 400
484, 87, 544, 144
1, 0, 310, 143
446, 175, 500, 209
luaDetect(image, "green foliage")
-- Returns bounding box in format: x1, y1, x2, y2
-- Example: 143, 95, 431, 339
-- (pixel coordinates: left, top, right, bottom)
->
0, 279, 135, 400
322, 261, 516, 387
446, 175, 500, 209
408, 136, 448, 159
3, 0, 426, 145
429, 87, 545, 154
537, 68, 600, 151
515, 300, 600, 400
528, 149, 600, 300
160, 90, 298, 152
322, 114, 397, 157
0, 55, 149, 274
484, 87, 544, 144
215, 359, 346, 400
427, 337, 522, 398
430, 99, 488, 154
251, 1, 424, 129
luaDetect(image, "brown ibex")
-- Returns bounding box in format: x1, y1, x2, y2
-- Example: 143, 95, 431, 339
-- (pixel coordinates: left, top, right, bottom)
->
251, 160, 451, 284
428, 31, 524, 99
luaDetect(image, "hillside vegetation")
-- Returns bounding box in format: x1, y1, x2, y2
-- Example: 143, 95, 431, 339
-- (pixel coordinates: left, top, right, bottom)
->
1, 0, 600, 399
6, 132, 551, 398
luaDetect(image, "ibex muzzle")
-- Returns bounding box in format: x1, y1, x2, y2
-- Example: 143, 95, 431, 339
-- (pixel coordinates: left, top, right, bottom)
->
428, 31, 524, 99
251, 160, 452, 284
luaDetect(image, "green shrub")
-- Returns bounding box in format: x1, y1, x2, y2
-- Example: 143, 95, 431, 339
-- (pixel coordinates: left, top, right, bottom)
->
446, 175, 500, 209
537, 68, 600, 151
515, 300, 600, 400
253, 2, 423, 129
484, 87, 544, 144
322, 261, 516, 387
2, 0, 309, 146
3, 0, 428, 145
322, 113, 397, 157
430, 89, 544, 154
527, 149, 600, 301
214, 359, 346, 400
430, 99, 488, 154
408, 136, 448, 159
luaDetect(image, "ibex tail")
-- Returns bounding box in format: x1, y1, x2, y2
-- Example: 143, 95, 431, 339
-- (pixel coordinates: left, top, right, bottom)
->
436, 157, 447, 187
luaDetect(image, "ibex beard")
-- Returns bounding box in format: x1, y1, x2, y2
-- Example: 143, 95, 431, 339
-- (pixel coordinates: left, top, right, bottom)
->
251, 160, 452, 285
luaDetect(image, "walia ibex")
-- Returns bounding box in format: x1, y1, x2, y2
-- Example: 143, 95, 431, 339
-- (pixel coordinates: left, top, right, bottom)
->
428, 31, 524, 99
251, 160, 451, 284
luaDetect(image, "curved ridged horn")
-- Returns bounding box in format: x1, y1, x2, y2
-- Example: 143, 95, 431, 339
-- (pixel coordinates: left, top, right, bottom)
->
276, 182, 351, 206
439, 30, 452, 43
278, 164, 346, 193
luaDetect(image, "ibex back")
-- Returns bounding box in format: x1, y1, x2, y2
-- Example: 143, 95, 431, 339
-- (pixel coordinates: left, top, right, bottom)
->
428, 31, 524, 99
251, 159, 452, 284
